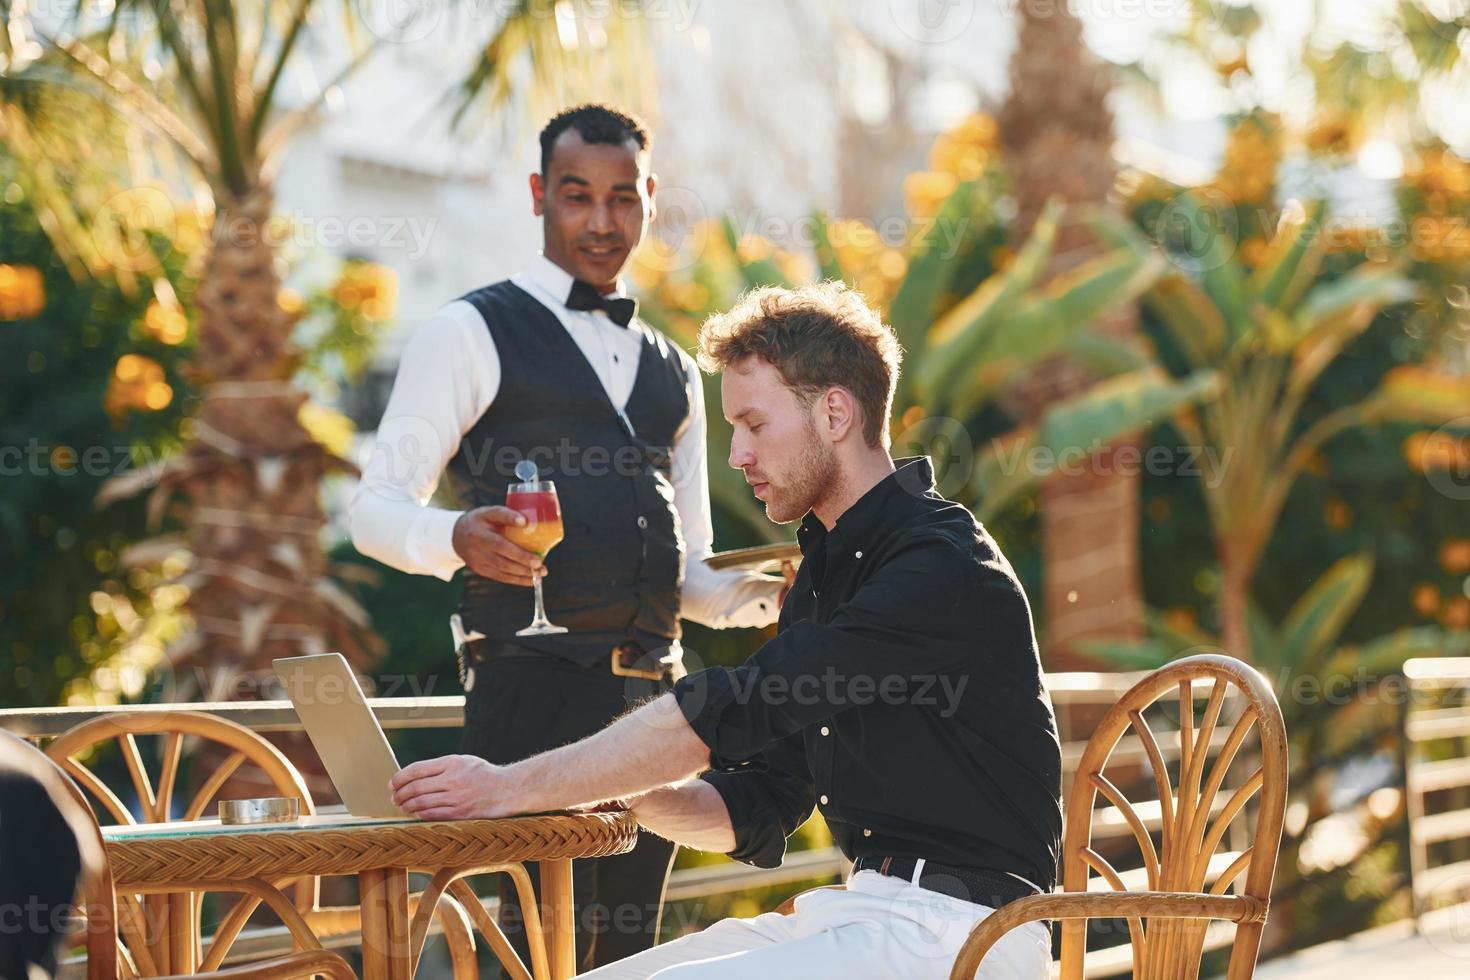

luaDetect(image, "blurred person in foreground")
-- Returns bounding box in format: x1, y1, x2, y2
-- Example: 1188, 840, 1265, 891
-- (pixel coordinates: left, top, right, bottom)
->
390, 281, 1062, 979
349, 103, 786, 973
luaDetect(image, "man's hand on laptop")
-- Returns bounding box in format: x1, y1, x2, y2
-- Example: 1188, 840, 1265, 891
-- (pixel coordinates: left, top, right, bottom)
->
390, 754, 517, 820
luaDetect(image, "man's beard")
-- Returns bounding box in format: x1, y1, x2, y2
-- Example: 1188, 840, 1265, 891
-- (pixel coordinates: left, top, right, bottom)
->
763, 420, 839, 524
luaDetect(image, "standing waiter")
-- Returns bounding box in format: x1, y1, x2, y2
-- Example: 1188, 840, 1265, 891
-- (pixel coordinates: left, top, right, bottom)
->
349, 104, 784, 972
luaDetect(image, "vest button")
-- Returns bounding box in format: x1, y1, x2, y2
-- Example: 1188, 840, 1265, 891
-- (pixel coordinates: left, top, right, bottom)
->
819, 794, 829, 805
820, 726, 830, 736
864, 829, 873, 837
637, 516, 648, 529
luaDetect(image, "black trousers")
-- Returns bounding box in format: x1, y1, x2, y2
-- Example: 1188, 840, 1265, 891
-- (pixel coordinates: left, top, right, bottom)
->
460, 654, 678, 976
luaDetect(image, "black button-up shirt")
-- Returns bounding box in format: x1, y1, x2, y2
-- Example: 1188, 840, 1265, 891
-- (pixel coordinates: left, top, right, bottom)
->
672, 457, 1062, 889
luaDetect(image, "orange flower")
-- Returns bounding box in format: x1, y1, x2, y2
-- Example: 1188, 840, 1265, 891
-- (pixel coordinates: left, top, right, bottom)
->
1407, 148, 1470, 210
1440, 596, 1470, 631
1305, 116, 1354, 156
904, 171, 959, 221
1240, 237, 1271, 268
0, 264, 44, 319
1323, 497, 1353, 531
1214, 116, 1281, 205
332, 261, 398, 322
1411, 583, 1440, 618
105, 354, 171, 417
142, 299, 188, 345
1441, 539, 1470, 575
1404, 430, 1470, 473
1410, 216, 1470, 264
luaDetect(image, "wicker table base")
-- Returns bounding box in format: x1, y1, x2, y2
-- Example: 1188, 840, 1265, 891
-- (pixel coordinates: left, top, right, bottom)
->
103, 812, 638, 980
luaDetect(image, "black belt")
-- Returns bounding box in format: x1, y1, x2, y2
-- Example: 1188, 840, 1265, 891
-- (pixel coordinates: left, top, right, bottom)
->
462, 638, 550, 665
852, 856, 1044, 911
462, 638, 682, 682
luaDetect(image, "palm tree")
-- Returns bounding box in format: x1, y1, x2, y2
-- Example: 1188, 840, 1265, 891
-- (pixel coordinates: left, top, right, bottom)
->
0, 2, 395, 693
1078, 192, 1461, 665
632, 183, 1213, 564
995, 4, 1147, 669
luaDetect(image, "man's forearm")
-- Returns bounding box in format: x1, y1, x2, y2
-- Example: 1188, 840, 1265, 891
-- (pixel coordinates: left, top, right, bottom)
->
506, 692, 712, 813
629, 780, 737, 853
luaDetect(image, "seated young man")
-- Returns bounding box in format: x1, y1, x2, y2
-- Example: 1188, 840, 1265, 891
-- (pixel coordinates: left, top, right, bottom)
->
391, 281, 1063, 979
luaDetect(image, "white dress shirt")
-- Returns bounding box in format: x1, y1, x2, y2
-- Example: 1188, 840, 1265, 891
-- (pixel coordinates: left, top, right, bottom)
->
348, 255, 782, 630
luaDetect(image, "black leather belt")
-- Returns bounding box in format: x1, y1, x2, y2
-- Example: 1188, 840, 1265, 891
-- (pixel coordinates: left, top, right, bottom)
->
462, 638, 548, 665
461, 638, 682, 682
852, 856, 1044, 911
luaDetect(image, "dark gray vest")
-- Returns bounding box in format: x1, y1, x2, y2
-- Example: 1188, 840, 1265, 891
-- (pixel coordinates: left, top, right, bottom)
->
446, 280, 691, 664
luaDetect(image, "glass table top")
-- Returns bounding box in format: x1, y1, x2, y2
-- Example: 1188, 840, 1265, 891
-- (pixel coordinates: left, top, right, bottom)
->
101, 806, 419, 841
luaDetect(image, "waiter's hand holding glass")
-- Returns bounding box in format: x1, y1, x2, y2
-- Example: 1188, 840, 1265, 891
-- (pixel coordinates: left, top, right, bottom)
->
505, 459, 568, 636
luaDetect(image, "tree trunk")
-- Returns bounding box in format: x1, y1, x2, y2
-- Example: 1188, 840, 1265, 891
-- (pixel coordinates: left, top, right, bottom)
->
141, 186, 380, 801
1219, 551, 1254, 665
103, 186, 380, 806
998, 6, 1144, 670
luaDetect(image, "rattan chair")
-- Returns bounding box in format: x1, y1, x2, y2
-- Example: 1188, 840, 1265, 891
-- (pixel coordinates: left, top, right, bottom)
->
0, 729, 355, 980
46, 711, 477, 978
949, 654, 1287, 979
775, 654, 1288, 980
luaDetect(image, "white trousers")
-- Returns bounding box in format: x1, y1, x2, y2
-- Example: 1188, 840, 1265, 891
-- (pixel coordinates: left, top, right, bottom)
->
577, 868, 1051, 979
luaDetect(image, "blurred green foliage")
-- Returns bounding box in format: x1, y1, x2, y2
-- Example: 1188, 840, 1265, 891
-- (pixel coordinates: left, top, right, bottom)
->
0, 156, 195, 707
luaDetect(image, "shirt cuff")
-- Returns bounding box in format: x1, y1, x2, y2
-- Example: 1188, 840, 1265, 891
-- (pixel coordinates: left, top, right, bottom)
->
727, 577, 782, 628
699, 771, 793, 869
681, 564, 784, 630
407, 508, 467, 582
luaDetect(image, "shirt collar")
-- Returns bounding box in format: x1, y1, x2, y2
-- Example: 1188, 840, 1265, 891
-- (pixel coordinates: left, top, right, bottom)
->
527, 253, 627, 307
796, 456, 936, 555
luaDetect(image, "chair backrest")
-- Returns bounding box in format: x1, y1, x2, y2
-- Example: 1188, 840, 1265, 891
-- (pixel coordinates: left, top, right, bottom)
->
1058, 654, 1288, 980
46, 711, 320, 971
45, 710, 316, 826
0, 732, 118, 980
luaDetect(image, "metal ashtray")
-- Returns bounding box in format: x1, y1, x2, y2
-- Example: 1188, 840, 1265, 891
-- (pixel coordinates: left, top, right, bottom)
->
219, 797, 300, 825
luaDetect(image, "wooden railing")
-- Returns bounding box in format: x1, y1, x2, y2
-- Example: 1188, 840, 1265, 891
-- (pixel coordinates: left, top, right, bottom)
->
1403, 657, 1470, 921
7, 669, 1254, 979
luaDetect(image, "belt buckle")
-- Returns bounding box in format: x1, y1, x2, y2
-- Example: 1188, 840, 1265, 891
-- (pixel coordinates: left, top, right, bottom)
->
610, 642, 668, 682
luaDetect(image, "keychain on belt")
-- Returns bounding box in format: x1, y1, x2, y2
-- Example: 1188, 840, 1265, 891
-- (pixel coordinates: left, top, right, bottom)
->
449, 613, 485, 692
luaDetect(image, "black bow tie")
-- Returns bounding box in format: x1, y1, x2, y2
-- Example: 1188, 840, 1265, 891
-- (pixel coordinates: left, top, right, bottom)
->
566, 279, 637, 327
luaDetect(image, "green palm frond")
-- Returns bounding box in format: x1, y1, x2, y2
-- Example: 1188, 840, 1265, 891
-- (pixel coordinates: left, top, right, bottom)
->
449, 0, 657, 140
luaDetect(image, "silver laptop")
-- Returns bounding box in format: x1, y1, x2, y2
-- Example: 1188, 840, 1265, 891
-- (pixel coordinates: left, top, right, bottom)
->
273, 653, 407, 818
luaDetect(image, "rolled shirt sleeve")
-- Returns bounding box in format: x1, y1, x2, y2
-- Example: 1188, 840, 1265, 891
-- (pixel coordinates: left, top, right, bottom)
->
699, 731, 816, 868
672, 534, 1012, 766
